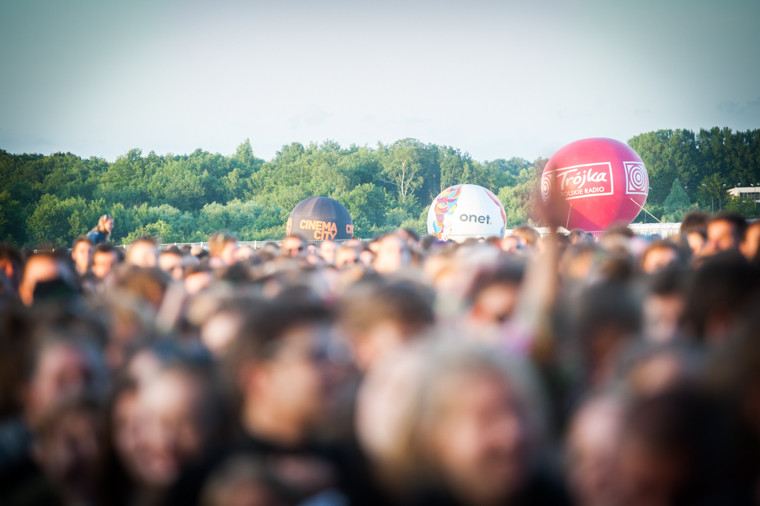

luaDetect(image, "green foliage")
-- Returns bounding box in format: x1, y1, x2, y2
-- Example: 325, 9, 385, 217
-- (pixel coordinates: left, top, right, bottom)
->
2, 129, 760, 247
660, 178, 693, 221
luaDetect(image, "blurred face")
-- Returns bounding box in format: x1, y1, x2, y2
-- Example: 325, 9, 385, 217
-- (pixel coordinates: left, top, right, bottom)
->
112, 388, 142, 480
566, 398, 624, 506
185, 271, 213, 295
20, 255, 64, 306
470, 283, 520, 328
159, 252, 184, 280
426, 371, 528, 503
34, 407, 103, 499
72, 241, 92, 274
374, 236, 410, 274
741, 222, 760, 260
335, 247, 359, 269
705, 219, 738, 254
221, 241, 239, 266
685, 231, 705, 257
643, 293, 684, 344
92, 250, 118, 279
127, 241, 158, 268
319, 241, 337, 264
641, 246, 678, 274
103, 218, 114, 233
135, 371, 211, 487
263, 324, 333, 428
282, 237, 305, 258
25, 342, 94, 426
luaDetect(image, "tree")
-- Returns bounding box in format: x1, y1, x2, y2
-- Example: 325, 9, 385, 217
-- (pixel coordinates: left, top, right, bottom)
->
663, 178, 690, 212
698, 173, 728, 212
378, 139, 428, 208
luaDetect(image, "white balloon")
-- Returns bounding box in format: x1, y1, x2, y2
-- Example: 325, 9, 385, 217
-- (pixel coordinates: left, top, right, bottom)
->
427, 184, 507, 242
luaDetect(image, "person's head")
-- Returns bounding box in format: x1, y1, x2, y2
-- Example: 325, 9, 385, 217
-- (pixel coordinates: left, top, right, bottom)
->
641, 267, 687, 344
281, 234, 306, 258
683, 250, 759, 344
71, 236, 94, 276
565, 393, 626, 506
740, 219, 760, 262
185, 264, 214, 295
338, 279, 434, 371
133, 363, 226, 488
684, 228, 707, 258
231, 298, 336, 444
22, 329, 106, 428
92, 243, 120, 279
335, 244, 360, 269
704, 211, 746, 256
569, 228, 591, 245
640, 240, 682, 275
111, 264, 170, 310
19, 252, 76, 307
512, 226, 540, 250
97, 214, 114, 235
159, 247, 185, 281
373, 234, 411, 274
126, 237, 158, 268
357, 340, 543, 504
615, 387, 723, 506
465, 259, 525, 332
0, 242, 24, 295
208, 231, 239, 267
318, 240, 337, 265
574, 281, 642, 387
32, 395, 105, 504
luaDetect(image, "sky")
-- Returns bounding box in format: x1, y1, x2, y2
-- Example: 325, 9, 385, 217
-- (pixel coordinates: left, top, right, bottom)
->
1, 0, 759, 163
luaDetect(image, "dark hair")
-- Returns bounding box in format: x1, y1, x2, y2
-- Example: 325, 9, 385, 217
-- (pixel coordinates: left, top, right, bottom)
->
709, 211, 748, 242
680, 210, 709, 234
230, 298, 332, 372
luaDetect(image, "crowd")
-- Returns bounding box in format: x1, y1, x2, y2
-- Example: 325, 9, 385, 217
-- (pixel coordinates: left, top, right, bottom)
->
0, 205, 759, 506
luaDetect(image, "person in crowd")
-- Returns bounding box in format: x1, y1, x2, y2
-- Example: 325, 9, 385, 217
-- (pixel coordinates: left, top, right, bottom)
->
125, 237, 159, 268
703, 211, 747, 256
740, 218, 760, 262
680, 210, 709, 257
87, 214, 114, 245
639, 239, 684, 274
18, 252, 77, 307
319, 240, 338, 265
372, 233, 411, 274
0, 243, 24, 299
335, 243, 360, 269
3, 205, 760, 506
92, 243, 122, 280
357, 340, 569, 505
159, 246, 186, 281
512, 225, 540, 251
70, 236, 93, 277
565, 393, 626, 506
338, 278, 434, 371
281, 234, 307, 258
208, 232, 239, 268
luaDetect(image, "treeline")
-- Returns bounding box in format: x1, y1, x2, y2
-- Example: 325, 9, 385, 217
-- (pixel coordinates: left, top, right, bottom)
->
1, 128, 759, 247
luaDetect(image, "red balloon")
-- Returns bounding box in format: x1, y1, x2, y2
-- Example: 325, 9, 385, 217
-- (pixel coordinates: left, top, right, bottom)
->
541, 138, 649, 231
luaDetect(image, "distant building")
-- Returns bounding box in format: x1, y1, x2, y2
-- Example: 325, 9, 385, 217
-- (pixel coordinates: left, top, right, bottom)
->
728, 187, 760, 203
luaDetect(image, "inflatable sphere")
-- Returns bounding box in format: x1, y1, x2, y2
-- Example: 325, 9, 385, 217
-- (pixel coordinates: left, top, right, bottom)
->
286, 196, 354, 241
427, 184, 507, 242
541, 138, 649, 231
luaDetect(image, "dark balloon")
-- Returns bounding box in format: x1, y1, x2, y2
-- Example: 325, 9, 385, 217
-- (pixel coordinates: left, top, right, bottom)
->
286, 196, 354, 241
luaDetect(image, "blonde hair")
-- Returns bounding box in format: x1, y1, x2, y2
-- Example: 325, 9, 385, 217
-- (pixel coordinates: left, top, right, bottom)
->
96, 214, 113, 239
356, 336, 546, 493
